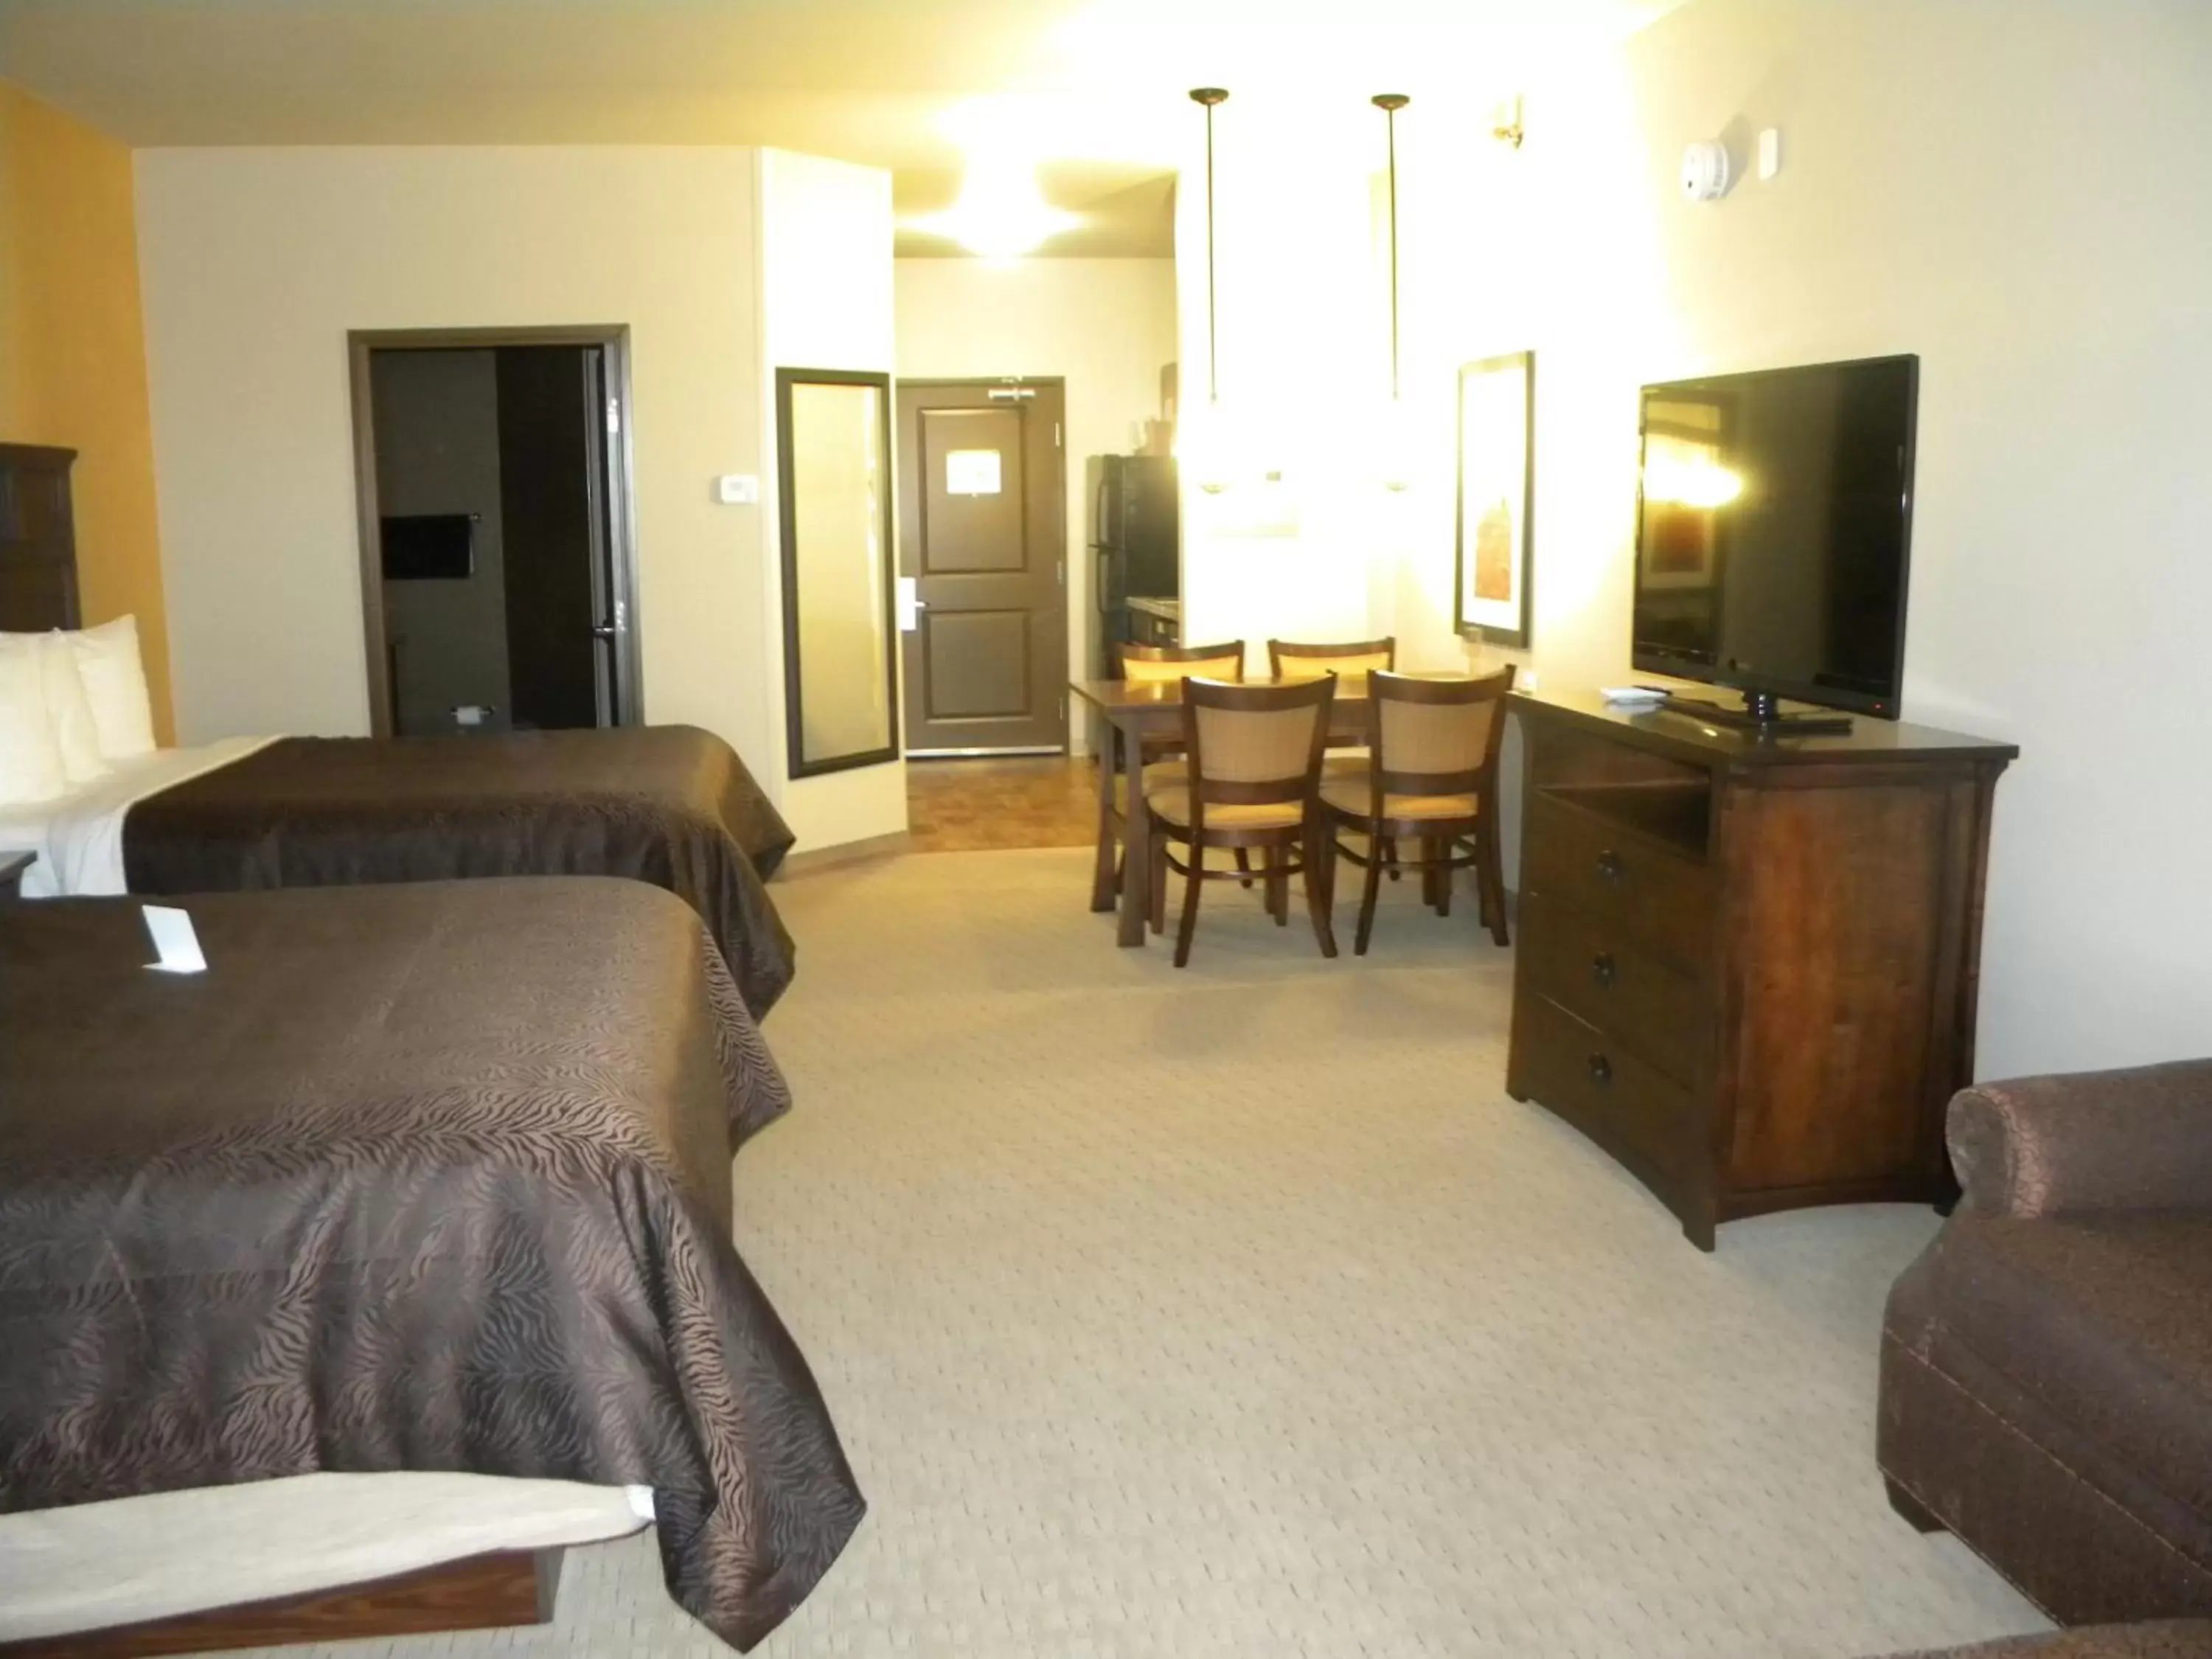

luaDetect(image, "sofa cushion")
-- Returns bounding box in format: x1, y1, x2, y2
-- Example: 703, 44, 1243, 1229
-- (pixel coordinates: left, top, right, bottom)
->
1888, 1216, 2212, 1528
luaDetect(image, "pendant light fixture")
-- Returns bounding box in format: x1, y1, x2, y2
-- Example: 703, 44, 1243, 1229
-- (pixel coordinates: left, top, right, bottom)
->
1178, 86, 1235, 493
1373, 92, 1414, 492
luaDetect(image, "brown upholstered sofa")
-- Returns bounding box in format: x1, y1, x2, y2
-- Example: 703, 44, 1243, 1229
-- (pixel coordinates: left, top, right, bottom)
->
1878, 1060, 2212, 1626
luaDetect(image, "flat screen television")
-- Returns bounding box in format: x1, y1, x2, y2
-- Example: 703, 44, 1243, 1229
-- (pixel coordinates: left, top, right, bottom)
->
1632, 352, 1918, 721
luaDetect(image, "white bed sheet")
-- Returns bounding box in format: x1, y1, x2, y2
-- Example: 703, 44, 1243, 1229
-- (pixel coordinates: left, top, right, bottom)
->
0, 1474, 654, 1641
0, 736, 274, 898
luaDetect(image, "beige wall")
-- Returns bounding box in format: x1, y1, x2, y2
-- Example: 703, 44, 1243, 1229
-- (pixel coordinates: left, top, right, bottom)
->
0, 82, 173, 739
895, 256, 1178, 751
1403, 0, 2210, 1078
1172, 97, 1425, 681
1174, 0, 2209, 1077
134, 146, 776, 774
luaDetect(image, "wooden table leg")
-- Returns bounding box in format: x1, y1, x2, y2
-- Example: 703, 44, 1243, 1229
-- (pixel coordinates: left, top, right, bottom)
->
1089, 726, 1120, 914
1116, 717, 1150, 947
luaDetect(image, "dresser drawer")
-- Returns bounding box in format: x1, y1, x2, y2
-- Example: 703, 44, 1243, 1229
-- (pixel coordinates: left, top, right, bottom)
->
1522, 793, 1714, 971
1519, 891, 1706, 1086
1512, 991, 1694, 1185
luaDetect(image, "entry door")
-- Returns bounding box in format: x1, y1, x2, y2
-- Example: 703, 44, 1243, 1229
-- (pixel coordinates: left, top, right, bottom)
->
897, 380, 1068, 755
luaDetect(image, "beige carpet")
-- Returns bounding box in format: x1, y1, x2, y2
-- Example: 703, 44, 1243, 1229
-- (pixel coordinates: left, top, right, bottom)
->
238, 847, 2047, 1658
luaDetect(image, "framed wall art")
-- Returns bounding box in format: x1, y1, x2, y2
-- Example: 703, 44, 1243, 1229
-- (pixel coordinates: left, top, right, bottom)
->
1454, 351, 1535, 648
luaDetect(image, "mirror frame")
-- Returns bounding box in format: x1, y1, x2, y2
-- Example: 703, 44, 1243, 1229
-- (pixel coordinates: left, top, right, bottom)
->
776, 366, 900, 779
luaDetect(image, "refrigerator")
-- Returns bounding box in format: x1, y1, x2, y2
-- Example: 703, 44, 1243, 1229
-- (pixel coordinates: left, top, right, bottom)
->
1088, 454, 1180, 675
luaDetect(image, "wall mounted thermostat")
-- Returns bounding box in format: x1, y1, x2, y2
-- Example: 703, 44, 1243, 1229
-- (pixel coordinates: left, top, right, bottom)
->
1680, 139, 1733, 201
715, 473, 759, 505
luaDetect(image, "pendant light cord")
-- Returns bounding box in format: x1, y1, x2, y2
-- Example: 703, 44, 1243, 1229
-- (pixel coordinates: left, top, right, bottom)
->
1205, 99, 1219, 403
1386, 105, 1400, 401
1189, 88, 1228, 407
1374, 94, 1409, 403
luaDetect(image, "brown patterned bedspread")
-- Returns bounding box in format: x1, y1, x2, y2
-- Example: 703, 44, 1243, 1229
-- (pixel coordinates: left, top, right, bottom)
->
0, 880, 862, 1652
120, 724, 799, 1014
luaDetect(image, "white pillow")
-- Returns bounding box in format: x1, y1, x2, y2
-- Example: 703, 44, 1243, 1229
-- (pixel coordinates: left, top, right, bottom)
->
35, 633, 109, 784
0, 633, 67, 806
67, 614, 157, 762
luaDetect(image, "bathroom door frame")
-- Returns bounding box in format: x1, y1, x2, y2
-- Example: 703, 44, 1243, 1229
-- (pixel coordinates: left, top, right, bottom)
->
347, 323, 643, 739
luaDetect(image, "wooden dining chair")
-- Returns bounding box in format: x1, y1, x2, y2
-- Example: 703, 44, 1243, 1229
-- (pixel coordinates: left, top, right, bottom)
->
1321, 666, 1516, 953
1266, 636, 1397, 685
1269, 634, 1402, 865
1146, 675, 1338, 967
1091, 640, 1247, 912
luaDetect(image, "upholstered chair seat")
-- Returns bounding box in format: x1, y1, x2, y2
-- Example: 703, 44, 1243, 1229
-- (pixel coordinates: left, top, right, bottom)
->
1110, 762, 1183, 814
1143, 787, 1306, 830
1319, 776, 1480, 821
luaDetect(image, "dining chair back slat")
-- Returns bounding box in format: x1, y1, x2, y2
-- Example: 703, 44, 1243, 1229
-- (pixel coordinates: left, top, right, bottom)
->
1369, 669, 1514, 797
1120, 640, 1245, 684
1267, 636, 1396, 686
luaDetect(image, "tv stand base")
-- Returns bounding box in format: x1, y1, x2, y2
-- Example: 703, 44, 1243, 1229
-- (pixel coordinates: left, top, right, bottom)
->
1660, 690, 1854, 736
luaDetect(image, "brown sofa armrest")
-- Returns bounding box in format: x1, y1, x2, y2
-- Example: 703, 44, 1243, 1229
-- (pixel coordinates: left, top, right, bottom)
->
1950, 1059, 2212, 1220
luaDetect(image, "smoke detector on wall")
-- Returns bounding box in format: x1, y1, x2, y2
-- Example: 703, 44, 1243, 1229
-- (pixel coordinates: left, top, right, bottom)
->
1680, 139, 1733, 201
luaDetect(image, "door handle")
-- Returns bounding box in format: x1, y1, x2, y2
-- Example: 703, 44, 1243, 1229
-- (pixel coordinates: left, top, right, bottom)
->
897, 577, 925, 633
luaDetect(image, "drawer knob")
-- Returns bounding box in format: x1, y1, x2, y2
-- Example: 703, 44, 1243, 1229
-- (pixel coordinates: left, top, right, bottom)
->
1591, 952, 1617, 989
1587, 1052, 1613, 1085
1595, 849, 1626, 886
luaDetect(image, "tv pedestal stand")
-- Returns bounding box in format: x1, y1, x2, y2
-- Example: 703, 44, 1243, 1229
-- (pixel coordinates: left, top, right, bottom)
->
1503, 684, 2019, 1248
1660, 687, 1854, 736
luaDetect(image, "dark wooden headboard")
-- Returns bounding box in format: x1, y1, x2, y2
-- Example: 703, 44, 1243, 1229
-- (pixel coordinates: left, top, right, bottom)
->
0, 442, 81, 631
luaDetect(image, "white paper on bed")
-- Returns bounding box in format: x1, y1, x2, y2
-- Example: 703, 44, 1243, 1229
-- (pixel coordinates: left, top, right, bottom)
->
0, 736, 274, 897
0, 1473, 653, 1642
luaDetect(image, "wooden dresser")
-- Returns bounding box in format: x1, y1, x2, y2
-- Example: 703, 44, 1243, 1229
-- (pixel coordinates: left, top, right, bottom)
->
1504, 686, 2017, 1249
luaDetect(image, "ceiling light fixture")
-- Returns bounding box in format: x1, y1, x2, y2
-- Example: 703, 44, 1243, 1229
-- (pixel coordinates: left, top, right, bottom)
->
1178, 86, 1236, 494
1492, 95, 1526, 150
1373, 92, 1414, 493
914, 158, 1080, 260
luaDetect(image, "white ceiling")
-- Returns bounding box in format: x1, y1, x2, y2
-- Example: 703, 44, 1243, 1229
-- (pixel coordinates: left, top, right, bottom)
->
0, 0, 1682, 256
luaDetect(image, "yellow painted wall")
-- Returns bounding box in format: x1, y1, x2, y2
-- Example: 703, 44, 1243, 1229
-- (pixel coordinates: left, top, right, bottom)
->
0, 81, 171, 740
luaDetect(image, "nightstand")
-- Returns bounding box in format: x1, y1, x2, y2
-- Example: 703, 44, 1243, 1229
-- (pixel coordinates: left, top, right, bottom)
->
0, 851, 34, 900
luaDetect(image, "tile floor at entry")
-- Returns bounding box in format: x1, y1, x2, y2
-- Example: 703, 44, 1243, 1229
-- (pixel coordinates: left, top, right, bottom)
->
905, 756, 1098, 853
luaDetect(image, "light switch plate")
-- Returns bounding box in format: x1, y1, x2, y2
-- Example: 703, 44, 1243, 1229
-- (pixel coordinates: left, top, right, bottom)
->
716, 473, 759, 505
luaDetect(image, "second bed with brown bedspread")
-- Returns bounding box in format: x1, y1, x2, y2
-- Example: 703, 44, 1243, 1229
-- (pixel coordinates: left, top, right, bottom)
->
0, 878, 861, 1651
119, 723, 800, 1013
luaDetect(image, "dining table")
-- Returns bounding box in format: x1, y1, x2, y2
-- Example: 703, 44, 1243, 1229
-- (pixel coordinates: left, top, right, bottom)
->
1069, 673, 1394, 948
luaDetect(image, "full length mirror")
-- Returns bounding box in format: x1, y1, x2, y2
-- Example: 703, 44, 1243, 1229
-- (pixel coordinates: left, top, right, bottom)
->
778, 369, 897, 777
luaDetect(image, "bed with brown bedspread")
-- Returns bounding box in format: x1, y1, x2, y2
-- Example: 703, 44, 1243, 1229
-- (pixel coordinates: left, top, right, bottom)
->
0, 878, 861, 1652
118, 723, 799, 1014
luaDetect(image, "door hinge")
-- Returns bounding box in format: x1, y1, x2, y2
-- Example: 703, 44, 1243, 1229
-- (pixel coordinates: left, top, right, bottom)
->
605, 397, 621, 435
1056, 560, 1064, 587
613, 598, 627, 630
1054, 422, 1062, 446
